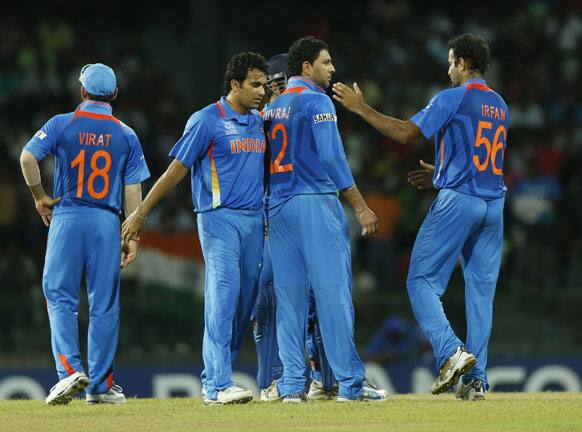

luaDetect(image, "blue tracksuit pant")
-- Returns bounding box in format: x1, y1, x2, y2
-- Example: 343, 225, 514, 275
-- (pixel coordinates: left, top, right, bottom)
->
43, 206, 121, 395
407, 188, 504, 389
268, 194, 365, 399
198, 208, 263, 400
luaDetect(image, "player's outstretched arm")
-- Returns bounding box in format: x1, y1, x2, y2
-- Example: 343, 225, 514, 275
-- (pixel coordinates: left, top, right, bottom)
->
20, 149, 60, 227
332, 82, 421, 144
407, 160, 435, 190
341, 185, 379, 237
121, 159, 189, 244
121, 183, 143, 268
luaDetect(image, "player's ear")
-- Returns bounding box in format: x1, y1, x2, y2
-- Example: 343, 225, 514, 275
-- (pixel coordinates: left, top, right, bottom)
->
80, 87, 88, 101
230, 79, 241, 93
111, 88, 119, 101
302, 60, 312, 76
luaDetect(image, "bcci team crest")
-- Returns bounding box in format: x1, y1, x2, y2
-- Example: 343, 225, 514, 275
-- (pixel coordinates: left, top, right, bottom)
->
223, 120, 238, 135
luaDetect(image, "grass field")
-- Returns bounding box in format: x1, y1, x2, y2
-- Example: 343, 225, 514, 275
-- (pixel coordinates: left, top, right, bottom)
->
1, 393, 581, 432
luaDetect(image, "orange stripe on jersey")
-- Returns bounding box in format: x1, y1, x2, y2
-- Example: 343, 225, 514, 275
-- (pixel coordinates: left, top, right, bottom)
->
58, 354, 76, 376
282, 86, 307, 95
74, 110, 121, 125
107, 372, 113, 389
208, 141, 221, 208
215, 102, 227, 119
465, 83, 493, 92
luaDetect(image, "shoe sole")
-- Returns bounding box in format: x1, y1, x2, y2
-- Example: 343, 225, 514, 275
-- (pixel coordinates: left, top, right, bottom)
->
46, 375, 90, 406
204, 395, 253, 405
86, 398, 127, 404
432, 355, 477, 395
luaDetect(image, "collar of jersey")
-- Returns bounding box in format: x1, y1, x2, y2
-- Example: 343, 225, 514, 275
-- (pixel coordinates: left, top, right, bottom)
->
77, 101, 113, 115
463, 78, 487, 87
218, 97, 250, 125
288, 76, 325, 94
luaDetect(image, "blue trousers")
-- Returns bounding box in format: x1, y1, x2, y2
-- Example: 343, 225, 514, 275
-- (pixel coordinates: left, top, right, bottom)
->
198, 208, 263, 400
254, 247, 283, 389
43, 207, 121, 395
407, 189, 504, 389
268, 194, 365, 399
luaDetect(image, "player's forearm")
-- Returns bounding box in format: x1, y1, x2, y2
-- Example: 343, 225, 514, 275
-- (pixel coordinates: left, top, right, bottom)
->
123, 184, 143, 217
136, 159, 189, 217
20, 150, 45, 200
341, 184, 369, 214
357, 104, 417, 144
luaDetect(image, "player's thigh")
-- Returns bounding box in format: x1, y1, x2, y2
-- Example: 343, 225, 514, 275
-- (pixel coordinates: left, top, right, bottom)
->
43, 214, 85, 296
302, 195, 350, 288
409, 189, 485, 283
268, 201, 308, 289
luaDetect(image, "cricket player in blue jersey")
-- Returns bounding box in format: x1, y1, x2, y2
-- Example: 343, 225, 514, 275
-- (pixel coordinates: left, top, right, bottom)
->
333, 34, 508, 401
20, 63, 150, 405
122, 52, 268, 405
255, 54, 336, 401
264, 36, 387, 403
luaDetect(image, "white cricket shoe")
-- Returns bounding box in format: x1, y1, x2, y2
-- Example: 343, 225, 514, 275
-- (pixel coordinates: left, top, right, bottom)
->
86, 384, 127, 404
337, 381, 388, 402
307, 379, 337, 401
204, 385, 253, 405
46, 372, 90, 405
456, 379, 485, 401
282, 392, 307, 403
260, 379, 280, 402
431, 347, 477, 394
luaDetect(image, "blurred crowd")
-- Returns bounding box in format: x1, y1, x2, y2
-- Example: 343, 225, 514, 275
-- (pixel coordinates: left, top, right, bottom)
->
0, 1, 580, 364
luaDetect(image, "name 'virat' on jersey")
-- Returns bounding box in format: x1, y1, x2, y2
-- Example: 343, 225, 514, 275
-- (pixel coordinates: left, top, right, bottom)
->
170, 97, 266, 212
24, 101, 150, 214
264, 77, 355, 208
411, 78, 509, 200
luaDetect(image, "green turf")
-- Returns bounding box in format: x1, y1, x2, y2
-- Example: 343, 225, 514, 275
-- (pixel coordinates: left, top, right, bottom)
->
1, 393, 581, 432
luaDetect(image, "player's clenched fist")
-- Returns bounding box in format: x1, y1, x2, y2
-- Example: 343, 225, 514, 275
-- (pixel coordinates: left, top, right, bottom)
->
356, 207, 379, 237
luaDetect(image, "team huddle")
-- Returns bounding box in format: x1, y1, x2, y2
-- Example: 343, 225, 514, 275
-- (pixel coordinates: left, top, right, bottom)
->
20, 34, 508, 405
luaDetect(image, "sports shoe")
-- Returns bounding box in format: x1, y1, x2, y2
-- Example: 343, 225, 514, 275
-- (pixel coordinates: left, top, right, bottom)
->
46, 372, 90, 405
86, 384, 127, 404
337, 381, 388, 402
203, 385, 253, 405
260, 379, 280, 402
282, 392, 307, 403
307, 379, 338, 401
456, 379, 485, 401
431, 346, 477, 395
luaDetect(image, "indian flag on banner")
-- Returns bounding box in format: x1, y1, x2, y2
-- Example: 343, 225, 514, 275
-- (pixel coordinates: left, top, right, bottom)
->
122, 230, 205, 297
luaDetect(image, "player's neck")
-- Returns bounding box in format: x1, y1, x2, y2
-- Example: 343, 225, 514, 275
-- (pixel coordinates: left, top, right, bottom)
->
460, 72, 483, 85
225, 94, 249, 115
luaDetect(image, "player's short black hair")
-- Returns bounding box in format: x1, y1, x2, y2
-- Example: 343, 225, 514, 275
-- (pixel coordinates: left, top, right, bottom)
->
448, 33, 490, 74
222, 52, 268, 96
86, 92, 115, 102
288, 36, 329, 76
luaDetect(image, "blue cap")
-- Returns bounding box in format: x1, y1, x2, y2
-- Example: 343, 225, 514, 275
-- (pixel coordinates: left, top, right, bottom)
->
79, 63, 116, 96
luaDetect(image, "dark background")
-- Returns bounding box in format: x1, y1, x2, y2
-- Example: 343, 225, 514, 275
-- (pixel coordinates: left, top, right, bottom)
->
0, 0, 580, 369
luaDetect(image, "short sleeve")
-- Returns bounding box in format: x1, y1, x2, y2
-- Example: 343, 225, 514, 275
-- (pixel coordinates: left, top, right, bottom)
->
410, 90, 458, 140
302, 93, 355, 190
123, 130, 151, 185
23, 115, 64, 161
169, 111, 213, 168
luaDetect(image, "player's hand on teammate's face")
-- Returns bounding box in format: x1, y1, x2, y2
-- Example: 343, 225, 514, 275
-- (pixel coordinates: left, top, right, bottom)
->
407, 160, 435, 190
120, 239, 139, 269
121, 211, 144, 245
35, 195, 61, 227
356, 207, 379, 237
332, 82, 365, 114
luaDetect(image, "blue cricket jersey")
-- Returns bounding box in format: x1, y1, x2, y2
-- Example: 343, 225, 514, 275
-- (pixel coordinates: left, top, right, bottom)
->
411, 78, 509, 199
24, 101, 150, 214
169, 97, 266, 213
263, 77, 355, 209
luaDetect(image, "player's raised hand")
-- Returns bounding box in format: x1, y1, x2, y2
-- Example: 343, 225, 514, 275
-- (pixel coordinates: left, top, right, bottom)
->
121, 239, 139, 269
332, 82, 365, 114
407, 160, 435, 190
35, 195, 61, 227
122, 211, 145, 244
356, 207, 379, 238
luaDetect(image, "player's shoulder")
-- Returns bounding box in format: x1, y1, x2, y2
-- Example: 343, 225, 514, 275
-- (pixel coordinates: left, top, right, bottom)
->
433, 86, 465, 102
248, 108, 263, 122
300, 89, 334, 110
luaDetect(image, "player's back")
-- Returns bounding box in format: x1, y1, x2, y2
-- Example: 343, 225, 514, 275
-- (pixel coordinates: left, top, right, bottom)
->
431, 79, 509, 200
26, 101, 147, 214
264, 78, 349, 209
